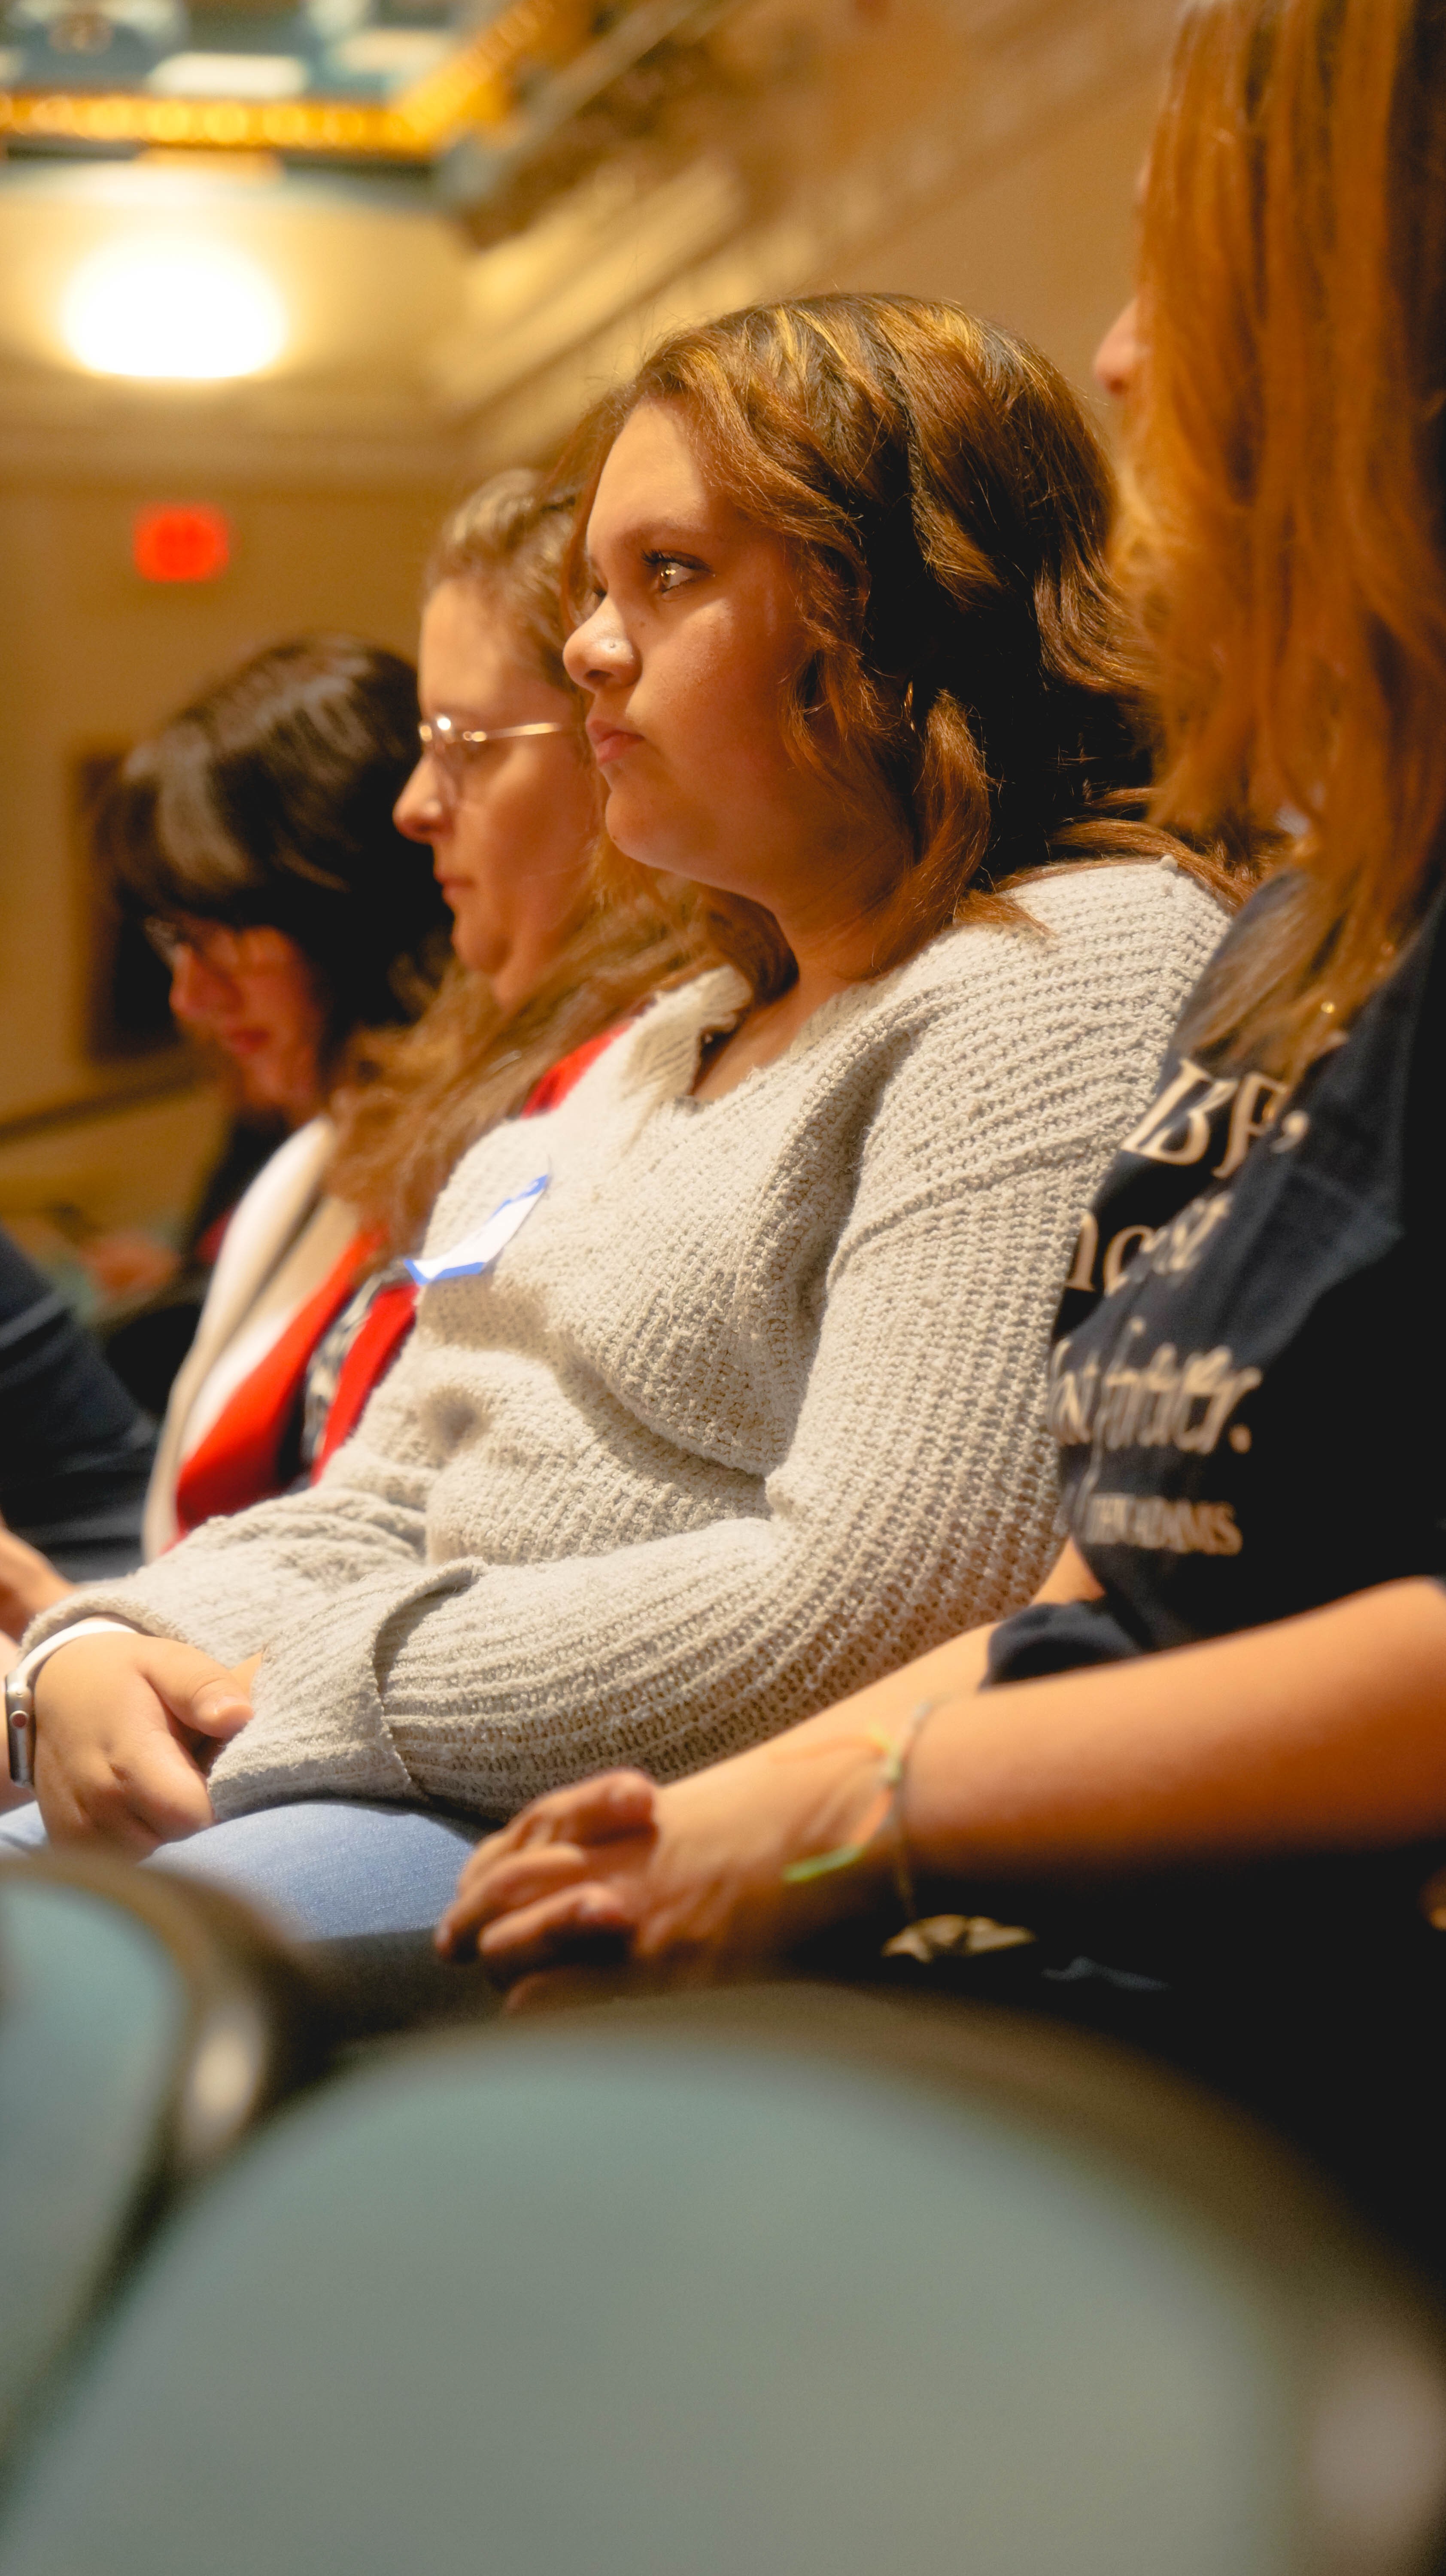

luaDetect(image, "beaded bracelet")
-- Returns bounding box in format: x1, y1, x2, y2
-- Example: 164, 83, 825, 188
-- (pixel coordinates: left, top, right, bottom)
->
777, 1698, 937, 1923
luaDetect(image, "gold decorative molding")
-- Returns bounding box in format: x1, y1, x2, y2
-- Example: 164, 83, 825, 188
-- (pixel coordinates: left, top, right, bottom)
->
0, 0, 626, 159
394, 0, 595, 147
463, 0, 1173, 463
0, 88, 422, 153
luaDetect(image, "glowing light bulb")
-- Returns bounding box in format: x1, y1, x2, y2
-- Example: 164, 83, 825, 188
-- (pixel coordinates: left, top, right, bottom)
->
61, 237, 286, 381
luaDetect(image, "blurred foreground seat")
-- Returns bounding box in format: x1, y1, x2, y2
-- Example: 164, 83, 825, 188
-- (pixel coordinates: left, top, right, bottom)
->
0, 1851, 328, 2473
2, 1940, 1445, 2576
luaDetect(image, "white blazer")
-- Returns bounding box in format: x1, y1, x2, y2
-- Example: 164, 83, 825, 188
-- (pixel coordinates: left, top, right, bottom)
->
143, 1116, 356, 1557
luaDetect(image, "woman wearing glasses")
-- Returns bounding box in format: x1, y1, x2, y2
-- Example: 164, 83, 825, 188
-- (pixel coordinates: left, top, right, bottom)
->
0, 636, 441, 1644
314, 468, 689, 1474
0, 634, 446, 1646
99, 635, 450, 1564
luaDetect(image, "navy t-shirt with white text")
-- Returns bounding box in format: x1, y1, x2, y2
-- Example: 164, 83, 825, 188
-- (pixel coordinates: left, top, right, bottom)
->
990, 875, 1446, 1683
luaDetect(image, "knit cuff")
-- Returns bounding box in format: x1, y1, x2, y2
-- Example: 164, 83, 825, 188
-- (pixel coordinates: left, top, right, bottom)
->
205, 1561, 479, 1820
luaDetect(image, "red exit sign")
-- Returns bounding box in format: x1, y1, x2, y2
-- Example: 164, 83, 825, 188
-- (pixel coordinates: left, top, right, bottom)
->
133, 504, 231, 583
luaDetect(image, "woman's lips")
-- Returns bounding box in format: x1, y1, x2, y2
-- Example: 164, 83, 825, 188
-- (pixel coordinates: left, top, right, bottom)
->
586, 720, 643, 766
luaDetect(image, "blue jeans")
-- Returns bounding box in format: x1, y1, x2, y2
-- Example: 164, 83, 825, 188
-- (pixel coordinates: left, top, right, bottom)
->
0, 1798, 484, 1941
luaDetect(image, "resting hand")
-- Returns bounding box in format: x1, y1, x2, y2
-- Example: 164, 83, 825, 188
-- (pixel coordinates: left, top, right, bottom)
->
0, 1519, 76, 1637
33, 1631, 257, 1853
436, 1728, 902, 2009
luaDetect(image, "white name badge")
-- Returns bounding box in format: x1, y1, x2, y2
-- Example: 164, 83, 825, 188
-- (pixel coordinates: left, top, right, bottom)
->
405, 1173, 549, 1288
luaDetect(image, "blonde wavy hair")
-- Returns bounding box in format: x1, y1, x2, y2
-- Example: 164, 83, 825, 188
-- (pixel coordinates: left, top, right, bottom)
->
328, 471, 691, 1255
559, 292, 1244, 1004
1126, 0, 1446, 1078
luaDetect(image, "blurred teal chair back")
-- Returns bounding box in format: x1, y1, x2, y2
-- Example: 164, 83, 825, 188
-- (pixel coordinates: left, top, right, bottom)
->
0, 1850, 323, 2475
1, 1981, 1443, 2575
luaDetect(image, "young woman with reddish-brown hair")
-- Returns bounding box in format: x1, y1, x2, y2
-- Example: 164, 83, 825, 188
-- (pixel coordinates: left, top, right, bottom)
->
445, 0, 1446, 2258
5, 295, 1227, 1940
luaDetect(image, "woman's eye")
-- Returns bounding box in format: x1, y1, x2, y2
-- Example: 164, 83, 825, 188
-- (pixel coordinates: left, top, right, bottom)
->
647, 555, 701, 593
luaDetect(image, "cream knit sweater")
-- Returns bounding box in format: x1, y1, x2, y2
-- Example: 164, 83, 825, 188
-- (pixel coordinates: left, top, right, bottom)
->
34, 862, 1225, 1820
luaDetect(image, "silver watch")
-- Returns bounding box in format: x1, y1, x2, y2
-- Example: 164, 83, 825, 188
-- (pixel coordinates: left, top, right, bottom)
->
4, 1662, 35, 1787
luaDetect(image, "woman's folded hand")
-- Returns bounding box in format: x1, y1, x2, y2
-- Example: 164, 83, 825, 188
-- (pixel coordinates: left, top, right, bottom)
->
436, 1771, 657, 1996
33, 1632, 257, 1854
436, 1729, 902, 2010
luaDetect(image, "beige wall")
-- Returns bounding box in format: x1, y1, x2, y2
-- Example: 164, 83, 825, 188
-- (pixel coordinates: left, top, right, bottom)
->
0, 474, 453, 1236
840, 61, 1157, 418
0, 1085, 229, 1250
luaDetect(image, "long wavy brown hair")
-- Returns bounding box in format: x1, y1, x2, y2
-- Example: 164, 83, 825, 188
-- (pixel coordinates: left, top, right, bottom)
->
1126, 0, 1446, 1079
559, 293, 1244, 1004
328, 471, 691, 1255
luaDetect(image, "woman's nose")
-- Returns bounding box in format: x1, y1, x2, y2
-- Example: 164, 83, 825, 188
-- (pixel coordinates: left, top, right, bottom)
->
168, 947, 220, 1025
394, 756, 444, 840
563, 598, 636, 693
1094, 299, 1141, 402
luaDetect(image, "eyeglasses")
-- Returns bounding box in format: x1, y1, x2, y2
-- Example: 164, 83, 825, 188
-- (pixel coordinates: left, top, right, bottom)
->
416, 715, 571, 805
143, 917, 255, 976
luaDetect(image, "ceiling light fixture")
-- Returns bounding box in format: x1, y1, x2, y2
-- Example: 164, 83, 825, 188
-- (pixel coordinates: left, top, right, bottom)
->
61, 235, 286, 379
147, 52, 307, 98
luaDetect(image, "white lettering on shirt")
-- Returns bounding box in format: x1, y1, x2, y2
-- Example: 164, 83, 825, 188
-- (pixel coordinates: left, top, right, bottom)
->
1048, 1325, 1262, 1460
1081, 1492, 1243, 1555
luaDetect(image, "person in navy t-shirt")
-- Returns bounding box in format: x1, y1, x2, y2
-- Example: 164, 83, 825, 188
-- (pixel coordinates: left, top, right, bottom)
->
992, 870, 1446, 1671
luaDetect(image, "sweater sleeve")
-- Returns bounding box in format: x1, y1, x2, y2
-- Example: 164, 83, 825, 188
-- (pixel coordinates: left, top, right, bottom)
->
197, 932, 1182, 1819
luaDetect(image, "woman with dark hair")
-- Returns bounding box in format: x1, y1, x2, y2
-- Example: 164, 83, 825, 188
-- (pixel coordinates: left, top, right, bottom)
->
109, 634, 447, 1081
0, 638, 447, 1615
9, 297, 1230, 1937
107, 635, 450, 1557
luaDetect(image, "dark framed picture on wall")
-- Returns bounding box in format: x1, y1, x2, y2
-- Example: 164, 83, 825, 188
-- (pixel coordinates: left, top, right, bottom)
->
71, 747, 182, 1066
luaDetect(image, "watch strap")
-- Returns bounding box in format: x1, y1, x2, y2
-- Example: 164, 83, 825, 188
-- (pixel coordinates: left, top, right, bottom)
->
5, 1617, 141, 1787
